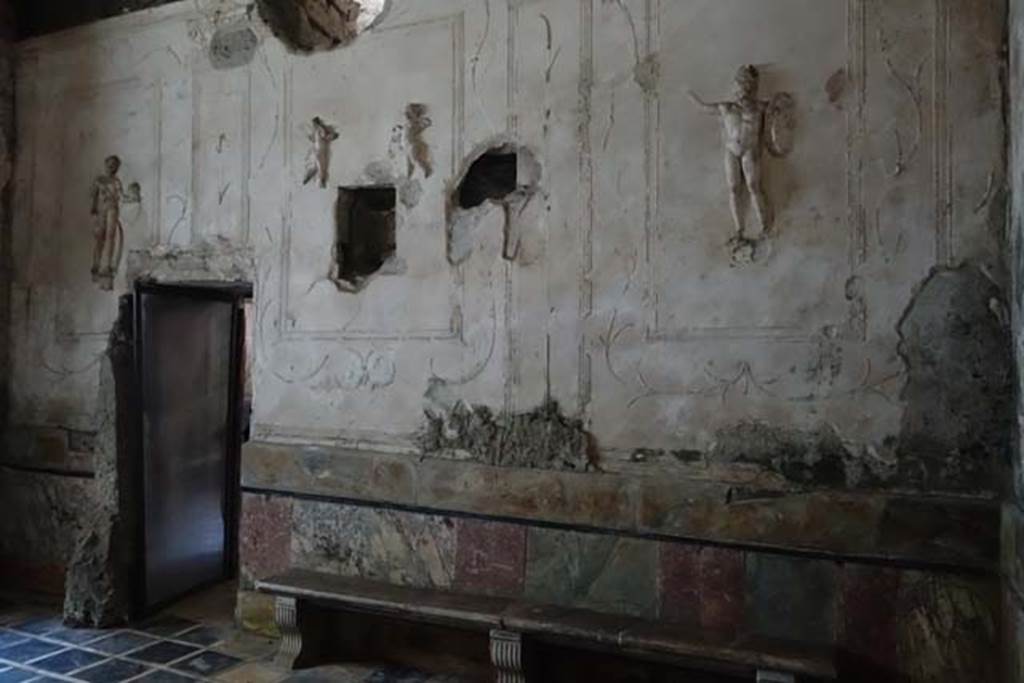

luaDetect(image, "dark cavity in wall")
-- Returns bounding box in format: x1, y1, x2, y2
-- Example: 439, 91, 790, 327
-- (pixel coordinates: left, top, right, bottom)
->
458, 151, 517, 209
256, 0, 386, 54
447, 143, 539, 265
418, 400, 597, 472
332, 186, 396, 290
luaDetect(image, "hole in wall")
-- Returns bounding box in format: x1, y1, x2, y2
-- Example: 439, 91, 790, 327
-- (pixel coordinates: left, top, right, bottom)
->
457, 151, 518, 210
334, 186, 397, 288
446, 142, 539, 266
256, 0, 391, 54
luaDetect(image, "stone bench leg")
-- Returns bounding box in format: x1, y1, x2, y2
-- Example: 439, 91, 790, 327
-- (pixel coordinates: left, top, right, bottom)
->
756, 671, 795, 683
274, 596, 303, 669
490, 629, 525, 683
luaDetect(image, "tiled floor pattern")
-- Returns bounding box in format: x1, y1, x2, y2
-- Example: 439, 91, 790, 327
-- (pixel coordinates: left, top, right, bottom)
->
0, 603, 471, 682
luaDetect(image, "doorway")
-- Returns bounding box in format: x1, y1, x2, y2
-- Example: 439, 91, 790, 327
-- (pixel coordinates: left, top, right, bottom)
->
134, 282, 251, 614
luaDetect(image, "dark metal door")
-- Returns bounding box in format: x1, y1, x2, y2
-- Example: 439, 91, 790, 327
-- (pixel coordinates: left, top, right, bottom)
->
137, 286, 239, 610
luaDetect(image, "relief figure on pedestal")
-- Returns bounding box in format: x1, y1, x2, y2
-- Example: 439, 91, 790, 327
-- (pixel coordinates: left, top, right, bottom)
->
304, 116, 339, 188
90, 155, 139, 290
689, 65, 794, 263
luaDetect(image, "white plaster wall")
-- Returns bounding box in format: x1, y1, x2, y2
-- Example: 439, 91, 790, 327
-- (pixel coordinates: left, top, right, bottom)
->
8, 1, 1006, 471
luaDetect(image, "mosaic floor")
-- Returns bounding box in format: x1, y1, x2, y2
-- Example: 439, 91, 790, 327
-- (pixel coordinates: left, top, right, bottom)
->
0, 595, 471, 683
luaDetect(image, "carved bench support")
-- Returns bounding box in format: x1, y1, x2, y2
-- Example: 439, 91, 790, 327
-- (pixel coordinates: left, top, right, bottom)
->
490, 629, 525, 683
274, 596, 302, 670
757, 671, 795, 683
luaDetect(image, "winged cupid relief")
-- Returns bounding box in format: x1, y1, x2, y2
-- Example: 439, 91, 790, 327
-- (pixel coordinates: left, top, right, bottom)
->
689, 65, 796, 263
303, 116, 340, 188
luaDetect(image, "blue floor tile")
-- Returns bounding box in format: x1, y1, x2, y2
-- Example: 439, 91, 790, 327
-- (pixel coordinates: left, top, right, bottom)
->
89, 632, 157, 656
0, 633, 28, 649
130, 641, 199, 665
0, 668, 34, 682
32, 648, 106, 674
75, 658, 151, 683
0, 639, 65, 664
8, 619, 62, 637
44, 627, 110, 646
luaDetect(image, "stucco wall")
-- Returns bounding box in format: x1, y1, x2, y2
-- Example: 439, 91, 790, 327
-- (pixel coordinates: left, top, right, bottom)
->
1, 0, 1012, 678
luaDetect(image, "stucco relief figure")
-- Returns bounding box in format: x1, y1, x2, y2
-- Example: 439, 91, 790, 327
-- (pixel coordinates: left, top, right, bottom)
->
689, 65, 795, 262
90, 155, 139, 290
303, 116, 339, 188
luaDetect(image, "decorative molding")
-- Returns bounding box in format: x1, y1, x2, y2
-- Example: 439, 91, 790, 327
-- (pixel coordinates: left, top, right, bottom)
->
273, 595, 302, 670
642, 0, 861, 343
490, 629, 526, 683
577, 0, 595, 417
277, 13, 466, 343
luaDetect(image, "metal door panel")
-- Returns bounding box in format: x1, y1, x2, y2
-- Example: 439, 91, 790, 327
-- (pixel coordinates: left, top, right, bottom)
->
139, 289, 235, 609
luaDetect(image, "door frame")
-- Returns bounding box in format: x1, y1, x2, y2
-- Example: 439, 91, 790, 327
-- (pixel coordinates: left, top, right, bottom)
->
132, 280, 253, 617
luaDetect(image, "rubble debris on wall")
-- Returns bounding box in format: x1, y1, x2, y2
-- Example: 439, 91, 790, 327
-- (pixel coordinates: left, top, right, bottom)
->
418, 400, 596, 472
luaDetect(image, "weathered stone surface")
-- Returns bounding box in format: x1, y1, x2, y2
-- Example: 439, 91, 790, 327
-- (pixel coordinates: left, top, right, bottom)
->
1004, 502, 1024, 601
0, 471, 93, 567
745, 554, 837, 645
524, 528, 657, 619
1005, 591, 1024, 683
838, 565, 902, 679
235, 589, 279, 638
291, 500, 455, 589
453, 519, 525, 598
240, 493, 293, 589
1, 425, 93, 473
63, 517, 129, 627
877, 497, 998, 570
63, 295, 137, 628
894, 572, 998, 682
658, 544, 744, 639
639, 485, 998, 570
242, 442, 415, 504
417, 458, 633, 530
896, 266, 1013, 493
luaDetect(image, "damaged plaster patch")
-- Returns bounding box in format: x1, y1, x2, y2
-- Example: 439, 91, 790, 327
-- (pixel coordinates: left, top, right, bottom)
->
256, 0, 390, 53
707, 265, 1011, 495
64, 296, 136, 627
710, 421, 881, 489
895, 264, 1012, 492
447, 141, 541, 265
209, 24, 259, 69
633, 53, 660, 95
127, 239, 256, 284
418, 400, 596, 472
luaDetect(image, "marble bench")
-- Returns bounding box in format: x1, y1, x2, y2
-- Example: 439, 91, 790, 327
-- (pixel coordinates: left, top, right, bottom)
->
256, 569, 835, 682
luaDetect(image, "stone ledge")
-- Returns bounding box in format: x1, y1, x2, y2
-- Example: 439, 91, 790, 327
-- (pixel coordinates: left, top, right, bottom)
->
241, 441, 999, 572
